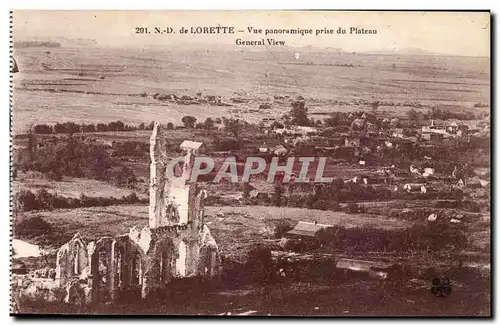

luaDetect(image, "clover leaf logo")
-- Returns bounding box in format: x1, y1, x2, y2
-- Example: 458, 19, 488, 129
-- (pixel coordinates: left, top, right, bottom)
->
431, 276, 452, 297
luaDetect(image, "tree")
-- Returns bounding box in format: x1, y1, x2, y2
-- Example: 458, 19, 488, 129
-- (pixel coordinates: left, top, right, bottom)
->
107, 121, 125, 131
138, 122, 146, 130
82, 124, 96, 132
53, 122, 80, 134
64, 122, 81, 134
15, 216, 52, 238
224, 118, 243, 139
347, 203, 359, 213
270, 121, 284, 129
110, 166, 137, 188
181, 116, 197, 128
36, 188, 53, 210
246, 245, 272, 283
26, 130, 36, 162
34, 124, 53, 134
18, 190, 37, 211
272, 183, 284, 207
53, 123, 66, 133
406, 109, 421, 122
166, 122, 174, 130
203, 117, 215, 130
274, 221, 294, 238
96, 123, 108, 132
242, 182, 252, 199
290, 99, 309, 126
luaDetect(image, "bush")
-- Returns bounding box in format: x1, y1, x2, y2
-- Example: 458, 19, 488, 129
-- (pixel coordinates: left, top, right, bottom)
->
346, 203, 359, 213
274, 221, 294, 238
181, 116, 197, 128
18, 190, 37, 211
122, 192, 140, 204
212, 138, 241, 151
318, 222, 467, 254
79, 193, 99, 207
36, 189, 53, 210
15, 216, 52, 238
272, 184, 284, 207
18, 188, 143, 212
15, 135, 137, 186
33, 124, 53, 134
246, 245, 273, 283
47, 170, 63, 181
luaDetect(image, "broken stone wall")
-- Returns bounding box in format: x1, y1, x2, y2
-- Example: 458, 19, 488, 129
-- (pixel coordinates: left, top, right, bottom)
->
55, 234, 88, 288
54, 123, 221, 304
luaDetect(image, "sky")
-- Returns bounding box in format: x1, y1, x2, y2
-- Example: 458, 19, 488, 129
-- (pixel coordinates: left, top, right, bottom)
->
13, 11, 490, 56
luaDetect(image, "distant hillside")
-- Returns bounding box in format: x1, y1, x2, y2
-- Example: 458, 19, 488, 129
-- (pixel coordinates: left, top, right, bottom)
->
14, 37, 98, 48
51, 37, 98, 47
14, 41, 61, 48
363, 47, 439, 56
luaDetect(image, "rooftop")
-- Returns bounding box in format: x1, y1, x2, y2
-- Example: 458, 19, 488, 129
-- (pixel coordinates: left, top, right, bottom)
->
180, 140, 203, 151
286, 221, 333, 238
336, 258, 397, 272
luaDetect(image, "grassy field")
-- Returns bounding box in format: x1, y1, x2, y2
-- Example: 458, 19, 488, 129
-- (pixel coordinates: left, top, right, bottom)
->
13, 173, 148, 199
21, 204, 408, 250
12, 46, 490, 134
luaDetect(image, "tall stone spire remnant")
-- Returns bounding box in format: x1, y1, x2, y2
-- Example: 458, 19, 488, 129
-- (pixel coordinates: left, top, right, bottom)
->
149, 123, 206, 228
149, 122, 169, 229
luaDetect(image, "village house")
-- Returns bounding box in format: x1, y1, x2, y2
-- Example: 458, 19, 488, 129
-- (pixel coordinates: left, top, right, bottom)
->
344, 135, 361, 148
421, 120, 464, 140
286, 221, 333, 239
392, 128, 405, 139
465, 176, 489, 189
403, 183, 428, 194
273, 126, 318, 137
447, 122, 459, 134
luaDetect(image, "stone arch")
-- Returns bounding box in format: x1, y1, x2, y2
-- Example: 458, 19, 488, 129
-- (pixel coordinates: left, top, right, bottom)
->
131, 251, 143, 286
142, 237, 176, 295
55, 233, 88, 287
90, 237, 113, 304
114, 242, 126, 288
73, 241, 83, 274
111, 236, 146, 302
197, 225, 221, 278
157, 239, 175, 284
175, 240, 188, 277
64, 279, 89, 306
197, 244, 220, 278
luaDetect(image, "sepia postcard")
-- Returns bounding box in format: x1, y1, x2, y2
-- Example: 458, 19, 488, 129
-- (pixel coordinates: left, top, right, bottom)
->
10, 10, 491, 316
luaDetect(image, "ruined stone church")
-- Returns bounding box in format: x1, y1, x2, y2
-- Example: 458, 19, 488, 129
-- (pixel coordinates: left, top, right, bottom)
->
55, 122, 220, 304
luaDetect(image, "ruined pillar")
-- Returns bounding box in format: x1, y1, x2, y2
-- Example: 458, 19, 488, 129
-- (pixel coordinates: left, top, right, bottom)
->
55, 246, 68, 288
149, 123, 168, 229
191, 189, 207, 232
109, 240, 117, 302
